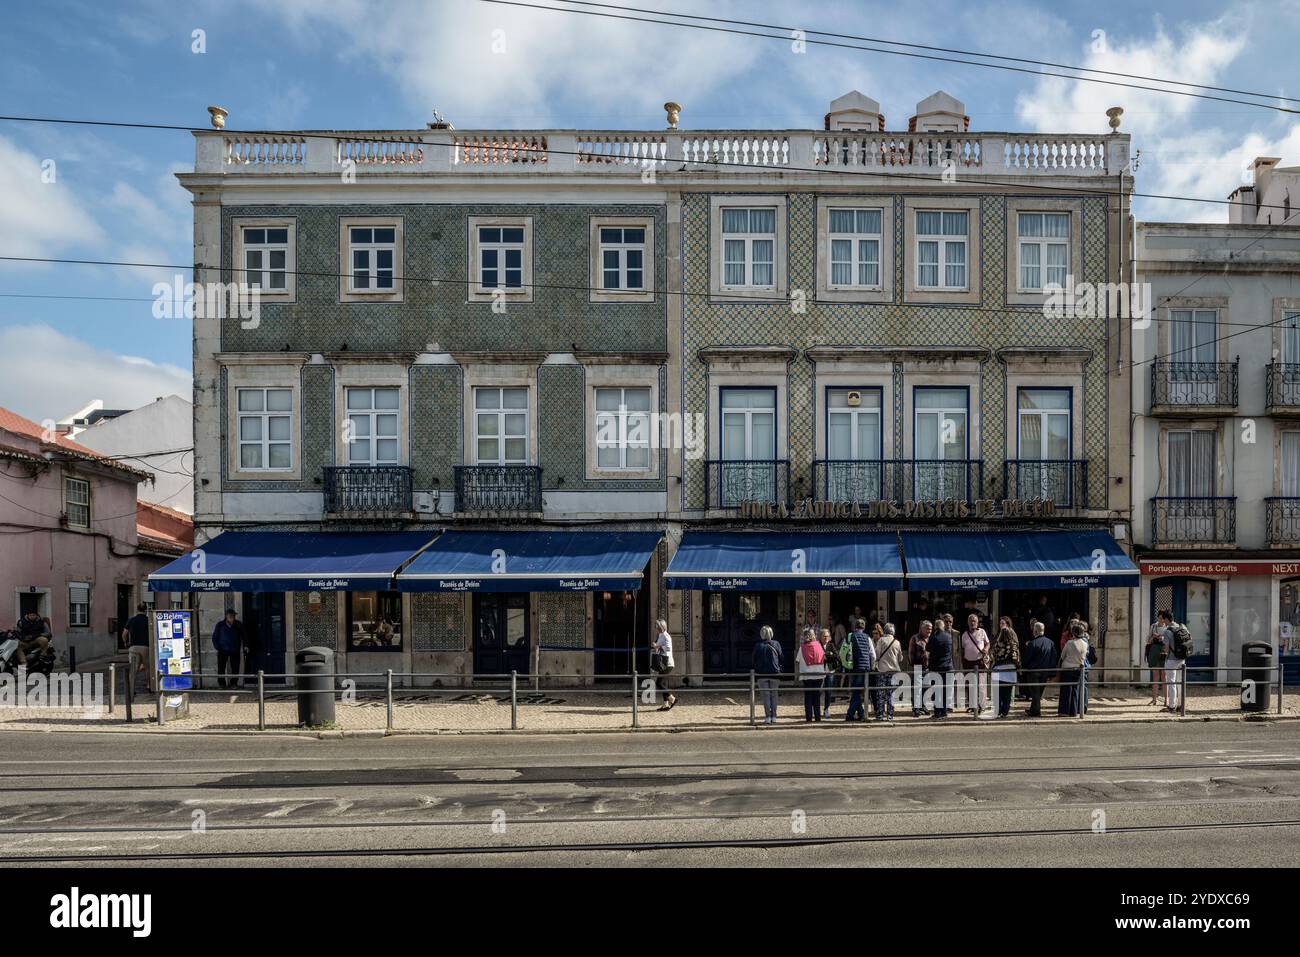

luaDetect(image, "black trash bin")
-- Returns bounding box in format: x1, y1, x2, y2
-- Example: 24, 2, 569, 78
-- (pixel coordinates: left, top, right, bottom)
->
296, 646, 336, 726
1241, 642, 1274, 713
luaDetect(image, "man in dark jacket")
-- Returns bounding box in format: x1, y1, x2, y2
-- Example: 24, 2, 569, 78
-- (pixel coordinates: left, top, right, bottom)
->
752, 625, 783, 724
211, 608, 244, 690
927, 619, 955, 718
120, 602, 154, 694
844, 618, 875, 722
1021, 621, 1059, 717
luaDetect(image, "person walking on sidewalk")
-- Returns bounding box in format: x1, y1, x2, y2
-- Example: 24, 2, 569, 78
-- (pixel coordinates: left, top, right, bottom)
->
873, 622, 904, 721
651, 618, 676, 711
797, 627, 827, 722
844, 618, 875, 722
121, 602, 154, 695
211, 608, 244, 690
753, 625, 784, 725
990, 618, 1020, 718
1021, 621, 1057, 717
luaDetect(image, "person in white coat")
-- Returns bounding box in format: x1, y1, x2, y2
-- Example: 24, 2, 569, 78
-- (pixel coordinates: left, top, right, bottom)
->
651, 619, 676, 710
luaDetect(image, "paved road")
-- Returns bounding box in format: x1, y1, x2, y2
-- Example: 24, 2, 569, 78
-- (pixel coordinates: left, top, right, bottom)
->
1, 722, 1298, 866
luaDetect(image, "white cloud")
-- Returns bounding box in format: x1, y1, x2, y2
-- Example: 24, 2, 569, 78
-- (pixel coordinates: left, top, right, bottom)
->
0, 136, 104, 261
0, 324, 191, 423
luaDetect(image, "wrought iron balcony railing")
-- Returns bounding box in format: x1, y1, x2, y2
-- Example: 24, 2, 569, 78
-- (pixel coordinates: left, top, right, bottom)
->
1002, 459, 1089, 509
704, 459, 791, 509
1266, 362, 1300, 414
1266, 497, 1300, 546
1150, 360, 1238, 411
323, 466, 413, 515
809, 459, 984, 505
454, 465, 542, 513
1151, 496, 1236, 546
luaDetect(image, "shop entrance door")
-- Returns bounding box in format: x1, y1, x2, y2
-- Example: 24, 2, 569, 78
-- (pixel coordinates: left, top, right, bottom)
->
1276, 578, 1300, 684
241, 593, 286, 684
702, 591, 794, 676
1151, 578, 1215, 682
473, 593, 530, 677
593, 589, 650, 676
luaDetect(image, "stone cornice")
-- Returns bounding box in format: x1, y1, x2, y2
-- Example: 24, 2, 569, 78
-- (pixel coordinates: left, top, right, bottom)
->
804, 345, 989, 362
698, 344, 799, 364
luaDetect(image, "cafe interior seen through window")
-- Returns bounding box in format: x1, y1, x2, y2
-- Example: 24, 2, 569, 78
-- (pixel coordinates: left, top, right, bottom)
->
348, 590, 403, 652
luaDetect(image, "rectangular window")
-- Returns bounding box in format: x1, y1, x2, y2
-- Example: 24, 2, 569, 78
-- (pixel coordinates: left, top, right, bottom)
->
721, 388, 777, 460
68, 582, 90, 627
64, 477, 90, 527
826, 388, 882, 460
474, 387, 529, 465
347, 590, 403, 652
1017, 213, 1070, 290
913, 387, 970, 500
1017, 389, 1071, 460
916, 210, 968, 289
597, 226, 647, 291
1283, 431, 1300, 498
242, 226, 289, 291
1167, 430, 1215, 497
346, 387, 400, 466
170, 599, 184, 610
348, 225, 396, 291
1283, 311, 1300, 365
828, 208, 882, 288
721, 208, 776, 288
237, 388, 293, 471
478, 225, 525, 290
594, 387, 652, 470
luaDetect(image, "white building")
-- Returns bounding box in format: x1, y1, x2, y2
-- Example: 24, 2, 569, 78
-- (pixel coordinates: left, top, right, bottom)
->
68, 395, 194, 515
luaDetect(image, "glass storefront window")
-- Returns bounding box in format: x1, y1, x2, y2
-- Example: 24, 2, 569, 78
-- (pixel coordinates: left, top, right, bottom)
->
348, 590, 403, 652
1279, 580, 1300, 657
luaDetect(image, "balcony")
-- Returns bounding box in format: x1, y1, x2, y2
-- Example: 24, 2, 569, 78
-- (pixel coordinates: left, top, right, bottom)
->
810, 459, 984, 505
1266, 363, 1300, 415
704, 460, 791, 509
1150, 360, 1238, 415
1266, 498, 1300, 546
1002, 460, 1089, 509
1151, 497, 1236, 547
454, 465, 542, 514
322, 466, 413, 516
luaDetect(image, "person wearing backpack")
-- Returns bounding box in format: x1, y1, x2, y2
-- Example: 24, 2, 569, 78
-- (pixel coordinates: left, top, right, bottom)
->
1159, 610, 1191, 711
796, 627, 828, 722
752, 625, 784, 725
909, 620, 932, 716
844, 618, 875, 722
873, 622, 904, 721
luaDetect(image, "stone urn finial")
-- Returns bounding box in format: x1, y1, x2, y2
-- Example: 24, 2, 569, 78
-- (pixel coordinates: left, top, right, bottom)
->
1106, 106, 1123, 133
207, 105, 229, 130
664, 101, 682, 130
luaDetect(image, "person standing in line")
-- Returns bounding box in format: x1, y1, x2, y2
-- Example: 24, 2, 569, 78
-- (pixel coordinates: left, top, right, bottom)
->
820, 627, 840, 716
1144, 615, 1168, 706
121, 602, 155, 696
873, 622, 904, 722
211, 608, 243, 691
1060, 612, 1081, 654
1021, 621, 1057, 717
927, 616, 954, 719
866, 622, 885, 715
797, 626, 827, 722
960, 613, 991, 714
1036, 596, 1057, 643
651, 618, 677, 711
1057, 621, 1090, 716
909, 620, 932, 717
989, 618, 1021, 718
753, 624, 784, 725
844, 618, 875, 722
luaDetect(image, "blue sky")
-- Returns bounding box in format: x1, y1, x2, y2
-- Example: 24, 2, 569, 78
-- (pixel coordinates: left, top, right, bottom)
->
1, 0, 1298, 423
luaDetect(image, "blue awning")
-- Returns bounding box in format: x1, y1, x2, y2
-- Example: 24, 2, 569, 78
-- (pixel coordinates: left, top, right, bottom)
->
900, 530, 1139, 590
665, 532, 905, 591
148, 531, 437, 592
394, 530, 662, 592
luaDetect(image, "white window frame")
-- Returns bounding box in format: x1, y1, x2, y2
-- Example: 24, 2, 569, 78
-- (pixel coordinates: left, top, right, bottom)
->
709, 196, 788, 300
68, 582, 90, 628
915, 210, 969, 291
473, 386, 530, 465
1016, 389, 1072, 461
593, 221, 651, 299
1282, 430, 1300, 497
594, 386, 652, 472
338, 217, 403, 302
1165, 428, 1216, 497
236, 387, 294, 472
241, 225, 290, 293
345, 387, 401, 467
347, 225, 397, 293
233, 218, 295, 301
1016, 212, 1071, 292
720, 207, 777, 289
468, 217, 534, 303
827, 208, 883, 290
63, 476, 90, 528
826, 388, 883, 460
721, 387, 778, 461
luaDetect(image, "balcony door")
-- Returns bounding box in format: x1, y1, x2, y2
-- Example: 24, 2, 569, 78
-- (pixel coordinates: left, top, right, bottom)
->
1165, 429, 1216, 542
720, 387, 776, 506
474, 387, 529, 466
826, 387, 881, 502
1017, 388, 1071, 504
913, 387, 969, 500
1169, 309, 1218, 404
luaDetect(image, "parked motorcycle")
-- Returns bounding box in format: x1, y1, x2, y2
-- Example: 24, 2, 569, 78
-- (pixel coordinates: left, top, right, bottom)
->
0, 629, 56, 677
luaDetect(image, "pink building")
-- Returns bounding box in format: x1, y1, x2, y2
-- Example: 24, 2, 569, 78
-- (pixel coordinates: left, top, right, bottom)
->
0, 408, 193, 665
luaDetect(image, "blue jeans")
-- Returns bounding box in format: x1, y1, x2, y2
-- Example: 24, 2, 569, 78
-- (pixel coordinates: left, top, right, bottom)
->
846, 672, 867, 720
758, 677, 779, 721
